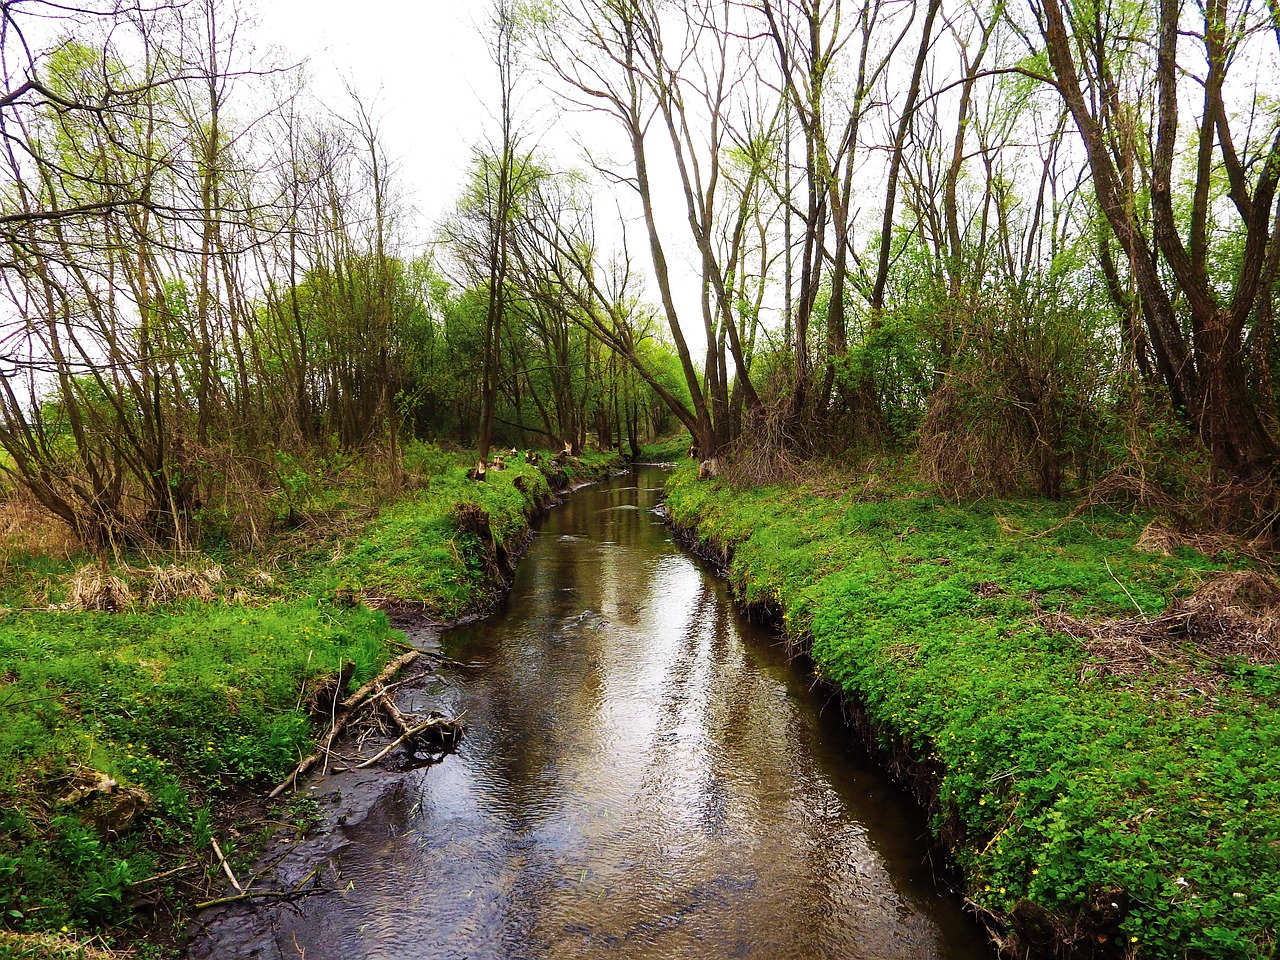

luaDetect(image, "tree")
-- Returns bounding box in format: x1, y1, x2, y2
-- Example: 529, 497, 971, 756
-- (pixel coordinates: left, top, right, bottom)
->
539, 0, 765, 457
1032, 0, 1280, 510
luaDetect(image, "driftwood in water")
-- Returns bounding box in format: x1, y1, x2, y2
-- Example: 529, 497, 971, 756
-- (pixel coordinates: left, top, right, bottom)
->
268, 650, 420, 798
194, 863, 325, 911
338, 651, 419, 712
354, 713, 465, 769
368, 682, 465, 763
373, 685, 414, 736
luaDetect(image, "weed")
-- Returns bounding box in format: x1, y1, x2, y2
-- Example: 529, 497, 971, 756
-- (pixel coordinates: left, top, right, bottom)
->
636, 434, 692, 463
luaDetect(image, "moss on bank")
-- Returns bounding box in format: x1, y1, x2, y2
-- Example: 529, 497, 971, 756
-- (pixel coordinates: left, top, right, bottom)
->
0, 448, 619, 952
664, 462, 1280, 960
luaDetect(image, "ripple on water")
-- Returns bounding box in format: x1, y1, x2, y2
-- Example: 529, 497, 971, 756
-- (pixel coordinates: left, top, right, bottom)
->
188, 467, 991, 960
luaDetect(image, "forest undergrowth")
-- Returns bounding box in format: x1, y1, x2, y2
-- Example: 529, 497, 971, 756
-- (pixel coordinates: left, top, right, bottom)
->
665, 460, 1280, 960
0, 443, 621, 958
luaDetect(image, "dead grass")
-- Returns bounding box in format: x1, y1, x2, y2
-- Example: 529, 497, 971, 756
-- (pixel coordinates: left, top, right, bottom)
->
720, 402, 811, 488
0, 929, 128, 959
917, 378, 1027, 498
64, 565, 134, 612
137, 563, 223, 605
63, 561, 227, 611
720, 402, 899, 499
0, 495, 77, 562
1047, 570, 1280, 701
1133, 519, 1263, 562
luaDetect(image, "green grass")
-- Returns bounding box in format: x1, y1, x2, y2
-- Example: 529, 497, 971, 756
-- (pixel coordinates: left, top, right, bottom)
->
665, 462, 1280, 959
327, 455, 614, 618
0, 445, 620, 946
636, 433, 691, 463
0, 600, 395, 932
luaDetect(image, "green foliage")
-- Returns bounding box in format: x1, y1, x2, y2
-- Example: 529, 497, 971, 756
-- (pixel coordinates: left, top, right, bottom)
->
665, 463, 1279, 959
637, 433, 692, 462
0, 602, 396, 931
331, 459, 555, 618
401, 441, 458, 478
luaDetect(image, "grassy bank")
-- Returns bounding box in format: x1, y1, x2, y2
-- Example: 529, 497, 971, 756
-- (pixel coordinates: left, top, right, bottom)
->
636, 433, 692, 463
0, 446, 619, 955
664, 462, 1280, 959
323, 450, 617, 618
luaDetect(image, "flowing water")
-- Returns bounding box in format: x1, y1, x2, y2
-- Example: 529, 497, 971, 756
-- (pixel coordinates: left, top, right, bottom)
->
188, 467, 992, 959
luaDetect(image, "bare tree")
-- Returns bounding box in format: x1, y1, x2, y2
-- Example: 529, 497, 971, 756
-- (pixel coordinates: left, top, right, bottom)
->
1033, 0, 1280, 506
539, 0, 766, 457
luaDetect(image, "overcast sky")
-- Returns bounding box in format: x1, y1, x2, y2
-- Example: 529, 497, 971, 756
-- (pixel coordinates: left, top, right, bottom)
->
248, 0, 710, 337
252, 0, 504, 245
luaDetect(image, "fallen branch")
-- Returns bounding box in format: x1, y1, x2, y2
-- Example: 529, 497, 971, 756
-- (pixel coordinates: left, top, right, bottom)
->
339, 651, 420, 712
210, 836, 242, 893
193, 863, 324, 911
354, 714, 465, 770
372, 672, 421, 700
128, 862, 195, 887
1105, 556, 1148, 621
418, 649, 467, 667
373, 686, 414, 736
269, 651, 420, 798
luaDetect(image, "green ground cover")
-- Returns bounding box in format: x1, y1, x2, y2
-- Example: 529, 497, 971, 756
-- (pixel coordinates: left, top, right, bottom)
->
0, 447, 617, 950
0, 602, 394, 932
327, 450, 617, 617
665, 463, 1280, 959
636, 433, 691, 463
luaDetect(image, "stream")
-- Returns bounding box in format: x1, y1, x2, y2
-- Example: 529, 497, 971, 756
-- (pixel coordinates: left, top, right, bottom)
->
187, 466, 992, 959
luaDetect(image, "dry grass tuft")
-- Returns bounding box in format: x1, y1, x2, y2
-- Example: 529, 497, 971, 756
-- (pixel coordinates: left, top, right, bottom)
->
718, 397, 886, 495
1134, 521, 1180, 556
0, 493, 77, 559
1048, 570, 1280, 700
1185, 569, 1280, 614
720, 407, 810, 489
63, 561, 227, 611
65, 564, 135, 612
917, 378, 1025, 499
136, 563, 224, 605
0, 929, 129, 959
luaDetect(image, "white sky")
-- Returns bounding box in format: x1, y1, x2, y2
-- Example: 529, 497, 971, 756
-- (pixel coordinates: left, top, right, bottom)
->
252, 0, 496, 245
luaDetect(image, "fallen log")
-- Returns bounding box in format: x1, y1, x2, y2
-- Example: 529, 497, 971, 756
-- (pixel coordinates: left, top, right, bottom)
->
268, 651, 420, 798
339, 651, 420, 712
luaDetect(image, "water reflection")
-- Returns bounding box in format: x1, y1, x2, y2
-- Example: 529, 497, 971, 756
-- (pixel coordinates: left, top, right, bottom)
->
190, 468, 990, 960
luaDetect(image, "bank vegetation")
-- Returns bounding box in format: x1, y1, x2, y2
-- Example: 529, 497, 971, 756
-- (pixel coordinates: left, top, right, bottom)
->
2, 0, 1280, 957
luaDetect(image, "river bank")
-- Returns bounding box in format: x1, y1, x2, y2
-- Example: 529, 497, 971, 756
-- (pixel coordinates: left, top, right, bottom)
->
0, 448, 621, 958
184, 465, 993, 960
662, 462, 1280, 960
